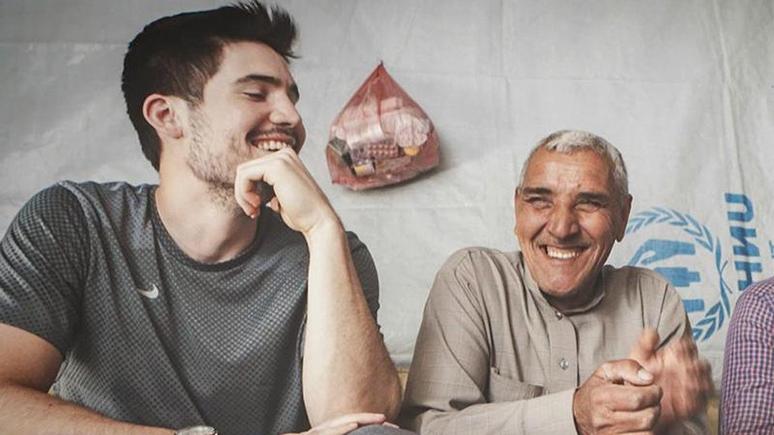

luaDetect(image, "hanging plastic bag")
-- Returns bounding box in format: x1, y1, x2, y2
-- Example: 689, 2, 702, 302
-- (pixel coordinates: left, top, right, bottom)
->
326, 63, 440, 190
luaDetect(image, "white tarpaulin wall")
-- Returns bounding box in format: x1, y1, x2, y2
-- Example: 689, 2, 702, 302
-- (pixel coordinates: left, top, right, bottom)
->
1, 0, 772, 385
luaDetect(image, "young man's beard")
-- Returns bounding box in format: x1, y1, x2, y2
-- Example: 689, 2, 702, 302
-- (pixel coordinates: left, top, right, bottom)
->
186, 111, 247, 216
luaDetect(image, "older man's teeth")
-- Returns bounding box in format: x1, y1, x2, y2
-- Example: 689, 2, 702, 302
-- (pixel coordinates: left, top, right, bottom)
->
546, 246, 581, 259
253, 140, 290, 151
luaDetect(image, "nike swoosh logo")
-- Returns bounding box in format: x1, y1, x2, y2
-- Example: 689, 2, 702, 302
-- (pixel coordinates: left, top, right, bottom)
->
137, 284, 159, 299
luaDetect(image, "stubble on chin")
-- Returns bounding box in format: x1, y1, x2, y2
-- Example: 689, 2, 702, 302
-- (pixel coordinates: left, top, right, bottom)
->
205, 182, 245, 217
187, 143, 245, 217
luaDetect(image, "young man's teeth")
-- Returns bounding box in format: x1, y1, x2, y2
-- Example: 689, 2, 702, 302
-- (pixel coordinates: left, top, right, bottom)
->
255, 140, 289, 151
545, 246, 581, 259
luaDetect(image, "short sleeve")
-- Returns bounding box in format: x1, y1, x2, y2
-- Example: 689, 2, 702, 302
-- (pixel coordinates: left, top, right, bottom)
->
0, 184, 90, 354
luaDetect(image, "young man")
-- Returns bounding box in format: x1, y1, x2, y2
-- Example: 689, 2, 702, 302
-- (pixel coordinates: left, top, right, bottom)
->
402, 130, 713, 434
0, 2, 401, 434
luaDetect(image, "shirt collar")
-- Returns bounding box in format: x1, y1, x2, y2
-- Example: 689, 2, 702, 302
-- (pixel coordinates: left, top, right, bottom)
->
518, 252, 607, 315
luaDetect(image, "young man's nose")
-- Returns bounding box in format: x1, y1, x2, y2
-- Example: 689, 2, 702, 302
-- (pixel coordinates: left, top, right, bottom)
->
269, 95, 301, 127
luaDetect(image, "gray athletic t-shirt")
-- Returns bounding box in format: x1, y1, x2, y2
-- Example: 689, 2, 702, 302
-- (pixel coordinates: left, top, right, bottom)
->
0, 181, 380, 435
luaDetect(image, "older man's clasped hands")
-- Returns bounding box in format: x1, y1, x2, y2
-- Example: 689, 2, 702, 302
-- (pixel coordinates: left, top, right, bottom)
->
574, 328, 713, 435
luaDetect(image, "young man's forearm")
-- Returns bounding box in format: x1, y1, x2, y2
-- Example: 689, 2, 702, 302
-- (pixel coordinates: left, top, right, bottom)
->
302, 219, 401, 424
0, 383, 172, 435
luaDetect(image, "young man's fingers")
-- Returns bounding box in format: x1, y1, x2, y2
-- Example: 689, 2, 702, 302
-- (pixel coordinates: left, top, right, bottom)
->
234, 165, 266, 218
268, 197, 280, 214
314, 413, 386, 429
313, 422, 358, 435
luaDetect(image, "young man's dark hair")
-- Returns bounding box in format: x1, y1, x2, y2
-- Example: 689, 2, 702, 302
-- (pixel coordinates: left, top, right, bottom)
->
0, 1, 403, 432
121, 0, 297, 170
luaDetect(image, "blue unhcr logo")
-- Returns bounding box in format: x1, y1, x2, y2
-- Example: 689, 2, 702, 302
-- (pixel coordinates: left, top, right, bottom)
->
626, 208, 732, 342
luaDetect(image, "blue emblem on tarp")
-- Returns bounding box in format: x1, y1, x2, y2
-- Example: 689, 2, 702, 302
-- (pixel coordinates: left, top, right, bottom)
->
626, 207, 732, 341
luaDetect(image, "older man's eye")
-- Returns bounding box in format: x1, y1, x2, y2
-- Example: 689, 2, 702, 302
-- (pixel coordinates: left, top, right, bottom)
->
576, 201, 602, 212
526, 197, 551, 209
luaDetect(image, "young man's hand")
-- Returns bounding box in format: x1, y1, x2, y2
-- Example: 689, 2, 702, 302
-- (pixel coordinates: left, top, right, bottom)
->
234, 148, 340, 237
282, 413, 398, 435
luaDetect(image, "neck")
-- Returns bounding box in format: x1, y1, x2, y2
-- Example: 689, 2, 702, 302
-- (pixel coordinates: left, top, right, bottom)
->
155, 171, 258, 264
544, 274, 602, 313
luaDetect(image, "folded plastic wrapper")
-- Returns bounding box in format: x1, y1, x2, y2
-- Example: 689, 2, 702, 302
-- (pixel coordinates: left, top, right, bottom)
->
326, 63, 440, 190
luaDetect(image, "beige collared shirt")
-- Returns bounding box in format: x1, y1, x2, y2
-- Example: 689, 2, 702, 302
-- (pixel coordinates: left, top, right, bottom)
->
402, 247, 706, 434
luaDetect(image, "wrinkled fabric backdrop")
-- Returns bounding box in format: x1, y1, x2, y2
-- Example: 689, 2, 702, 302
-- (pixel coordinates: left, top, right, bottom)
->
1, 0, 772, 386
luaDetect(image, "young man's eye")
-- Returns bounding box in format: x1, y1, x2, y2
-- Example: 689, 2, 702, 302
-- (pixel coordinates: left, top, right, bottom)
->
244, 92, 266, 101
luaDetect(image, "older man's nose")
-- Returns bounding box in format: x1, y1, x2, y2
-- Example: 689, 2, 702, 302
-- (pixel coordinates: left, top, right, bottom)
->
547, 207, 580, 239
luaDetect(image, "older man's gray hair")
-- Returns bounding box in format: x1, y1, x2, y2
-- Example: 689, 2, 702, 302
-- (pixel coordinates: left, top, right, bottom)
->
516, 130, 629, 202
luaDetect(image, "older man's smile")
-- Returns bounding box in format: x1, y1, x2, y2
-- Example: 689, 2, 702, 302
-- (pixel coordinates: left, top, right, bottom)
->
544, 245, 586, 260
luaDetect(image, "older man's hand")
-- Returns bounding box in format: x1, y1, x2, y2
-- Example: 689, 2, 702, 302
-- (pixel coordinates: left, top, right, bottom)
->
628, 329, 714, 426
573, 359, 662, 434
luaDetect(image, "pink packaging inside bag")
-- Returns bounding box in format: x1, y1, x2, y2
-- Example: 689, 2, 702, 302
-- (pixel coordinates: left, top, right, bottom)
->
326, 63, 440, 190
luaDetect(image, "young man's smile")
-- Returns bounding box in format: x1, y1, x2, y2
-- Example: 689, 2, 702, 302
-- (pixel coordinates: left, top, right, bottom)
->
182, 41, 306, 188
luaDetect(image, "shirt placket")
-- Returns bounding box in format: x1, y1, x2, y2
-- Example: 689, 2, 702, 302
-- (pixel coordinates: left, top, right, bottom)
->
546, 309, 579, 392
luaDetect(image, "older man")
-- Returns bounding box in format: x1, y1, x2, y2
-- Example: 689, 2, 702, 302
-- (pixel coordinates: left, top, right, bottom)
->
402, 130, 712, 434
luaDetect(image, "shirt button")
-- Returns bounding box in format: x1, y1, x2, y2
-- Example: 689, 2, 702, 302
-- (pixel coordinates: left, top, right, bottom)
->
555, 311, 563, 320
559, 358, 569, 370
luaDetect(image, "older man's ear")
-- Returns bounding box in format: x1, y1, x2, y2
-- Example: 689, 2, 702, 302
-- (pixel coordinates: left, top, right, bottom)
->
512, 188, 519, 235
615, 194, 633, 242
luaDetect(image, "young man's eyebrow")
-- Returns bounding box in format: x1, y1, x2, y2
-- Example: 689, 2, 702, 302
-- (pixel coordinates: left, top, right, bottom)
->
234, 74, 300, 102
